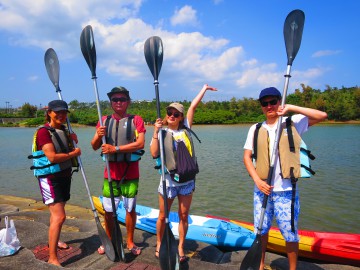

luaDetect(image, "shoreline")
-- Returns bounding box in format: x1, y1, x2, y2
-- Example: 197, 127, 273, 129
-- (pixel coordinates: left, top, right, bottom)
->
0, 194, 359, 270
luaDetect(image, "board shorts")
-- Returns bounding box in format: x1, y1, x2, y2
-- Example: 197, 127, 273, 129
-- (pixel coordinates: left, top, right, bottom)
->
38, 175, 71, 205
254, 190, 300, 242
102, 178, 139, 212
158, 180, 195, 199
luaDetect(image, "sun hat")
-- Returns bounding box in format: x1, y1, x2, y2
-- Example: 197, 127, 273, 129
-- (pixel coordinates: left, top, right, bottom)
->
107, 86, 130, 99
166, 102, 184, 114
259, 87, 282, 100
47, 100, 70, 112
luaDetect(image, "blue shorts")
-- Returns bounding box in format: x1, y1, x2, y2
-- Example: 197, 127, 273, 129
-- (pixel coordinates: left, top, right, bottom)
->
254, 190, 300, 242
158, 181, 195, 199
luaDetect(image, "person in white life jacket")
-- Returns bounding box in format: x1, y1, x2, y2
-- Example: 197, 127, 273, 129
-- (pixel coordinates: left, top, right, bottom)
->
91, 86, 146, 256
243, 87, 327, 270
150, 84, 217, 263
33, 100, 81, 266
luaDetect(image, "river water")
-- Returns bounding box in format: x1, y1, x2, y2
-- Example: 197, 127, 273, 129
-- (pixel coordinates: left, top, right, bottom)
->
0, 124, 359, 234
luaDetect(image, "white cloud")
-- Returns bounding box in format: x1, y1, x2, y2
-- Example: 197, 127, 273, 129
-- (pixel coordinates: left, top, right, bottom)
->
28, 75, 38, 81
312, 50, 342, 58
170, 5, 199, 27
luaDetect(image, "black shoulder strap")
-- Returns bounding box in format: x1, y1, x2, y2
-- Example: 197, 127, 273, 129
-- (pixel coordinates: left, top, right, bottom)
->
127, 115, 134, 142
286, 116, 295, 153
185, 127, 201, 143
45, 126, 68, 153
104, 115, 112, 144
252, 122, 262, 160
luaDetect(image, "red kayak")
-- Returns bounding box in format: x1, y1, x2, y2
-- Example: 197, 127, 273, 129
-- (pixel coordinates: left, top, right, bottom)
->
207, 215, 360, 267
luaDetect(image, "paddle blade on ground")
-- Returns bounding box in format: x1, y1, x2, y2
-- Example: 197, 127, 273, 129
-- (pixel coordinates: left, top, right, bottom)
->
240, 234, 262, 270
159, 224, 179, 270
144, 36, 163, 80
95, 217, 116, 261
80, 25, 97, 77
111, 223, 125, 262
44, 48, 60, 91
284, 9, 305, 66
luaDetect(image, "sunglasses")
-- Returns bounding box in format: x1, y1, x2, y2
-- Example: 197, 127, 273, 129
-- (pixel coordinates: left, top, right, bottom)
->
260, 99, 278, 107
111, 97, 128, 103
166, 111, 181, 118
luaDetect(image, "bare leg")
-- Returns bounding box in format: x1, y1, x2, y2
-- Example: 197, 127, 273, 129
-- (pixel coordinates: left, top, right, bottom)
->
286, 241, 299, 270
259, 234, 269, 270
156, 193, 174, 253
177, 193, 192, 257
47, 202, 66, 266
126, 209, 137, 248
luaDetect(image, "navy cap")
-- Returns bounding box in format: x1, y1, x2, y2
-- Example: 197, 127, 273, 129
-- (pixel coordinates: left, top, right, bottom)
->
259, 87, 282, 100
107, 86, 130, 99
48, 100, 70, 112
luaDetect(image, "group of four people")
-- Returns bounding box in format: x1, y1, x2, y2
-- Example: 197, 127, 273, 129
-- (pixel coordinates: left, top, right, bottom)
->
31, 84, 327, 269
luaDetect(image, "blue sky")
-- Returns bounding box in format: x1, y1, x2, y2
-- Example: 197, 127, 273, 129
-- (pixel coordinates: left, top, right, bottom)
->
0, 0, 359, 109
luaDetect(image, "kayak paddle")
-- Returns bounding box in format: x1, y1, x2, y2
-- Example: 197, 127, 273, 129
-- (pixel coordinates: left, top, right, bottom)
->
80, 25, 126, 262
44, 48, 116, 262
240, 9, 305, 270
144, 36, 179, 270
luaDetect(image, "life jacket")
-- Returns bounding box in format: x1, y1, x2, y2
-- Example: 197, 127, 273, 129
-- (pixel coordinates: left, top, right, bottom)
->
252, 116, 316, 233
252, 116, 315, 180
154, 127, 201, 183
103, 115, 144, 162
28, 125, 76, 177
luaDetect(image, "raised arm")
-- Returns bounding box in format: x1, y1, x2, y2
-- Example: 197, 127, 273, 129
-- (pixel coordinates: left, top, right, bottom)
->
278, 104, 328, 126
187, 84, 217, 127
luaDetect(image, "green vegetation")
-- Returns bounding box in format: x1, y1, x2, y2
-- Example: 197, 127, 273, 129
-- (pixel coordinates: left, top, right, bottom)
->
1, 85, 359, 127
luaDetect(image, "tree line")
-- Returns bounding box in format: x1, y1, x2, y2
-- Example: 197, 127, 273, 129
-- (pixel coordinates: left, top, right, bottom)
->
2, 84, 359, 127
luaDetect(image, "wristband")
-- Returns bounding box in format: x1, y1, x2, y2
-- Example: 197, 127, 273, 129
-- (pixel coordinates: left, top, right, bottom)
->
153, 136, 158, 139
115, 146, 120, 152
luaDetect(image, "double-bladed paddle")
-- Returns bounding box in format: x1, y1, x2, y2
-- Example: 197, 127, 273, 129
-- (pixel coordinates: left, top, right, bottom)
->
144, 36, 179, 270
240, 9, 305, 270
80, 25, 125, 262
44, 48, 116, 261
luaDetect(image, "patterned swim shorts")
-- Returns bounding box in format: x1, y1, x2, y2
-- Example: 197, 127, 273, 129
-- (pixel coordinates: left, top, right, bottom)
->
158, 181, 195, 199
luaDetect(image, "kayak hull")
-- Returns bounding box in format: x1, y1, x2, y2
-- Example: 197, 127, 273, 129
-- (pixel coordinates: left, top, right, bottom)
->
93, 196, 255, 251
207, 215, 360, 267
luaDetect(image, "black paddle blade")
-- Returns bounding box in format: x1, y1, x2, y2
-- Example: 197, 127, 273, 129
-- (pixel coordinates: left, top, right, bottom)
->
240, 234, 262, 270
284, 9, 305, 66
159, 224, 178, 270
95, 217, 116, 261
44, 48, 60, 91
111, 221, 126, 262
80, 25, 97, 78
144, 36, 164, 80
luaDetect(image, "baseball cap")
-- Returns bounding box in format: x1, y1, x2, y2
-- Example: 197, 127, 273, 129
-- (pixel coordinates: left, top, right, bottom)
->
166, 102, 184, 114
48, 100, 70, 112
259, 87, 282, 100
107, 86, 130, 99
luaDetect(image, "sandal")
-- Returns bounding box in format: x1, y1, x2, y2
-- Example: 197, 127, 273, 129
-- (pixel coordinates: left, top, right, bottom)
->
179, 255, 188, 263
97, 245, 105, 255
155, 250, 159, 258
57, 241, 69, 250
128, 246, 142, 256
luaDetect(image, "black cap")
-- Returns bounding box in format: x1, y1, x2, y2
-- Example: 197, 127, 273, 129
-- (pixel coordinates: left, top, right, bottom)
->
259, 87, 282, 100
48, 100, 70, 112
107, 86, 130, 99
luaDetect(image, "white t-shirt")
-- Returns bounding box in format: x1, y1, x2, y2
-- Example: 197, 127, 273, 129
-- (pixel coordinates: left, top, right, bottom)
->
243, 114, 309, 192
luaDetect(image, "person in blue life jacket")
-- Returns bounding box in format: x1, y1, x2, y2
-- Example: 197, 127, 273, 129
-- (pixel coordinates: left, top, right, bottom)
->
31, 100, 81, 266
91, 86, 146, 256
243, 87, 327, 270
150, 84, 217, 263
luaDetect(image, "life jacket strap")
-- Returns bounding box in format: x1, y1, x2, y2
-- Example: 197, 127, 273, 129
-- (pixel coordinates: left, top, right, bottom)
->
286, 116, 295, 153
252, 122, 262, 160
290, 167, 298, 233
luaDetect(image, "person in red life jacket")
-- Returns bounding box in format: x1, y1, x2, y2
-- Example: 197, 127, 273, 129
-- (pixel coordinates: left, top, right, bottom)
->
91, 86, 146, 256
243, 87, 327, 270
150, 84, 217, 263
33, 100, 81, 266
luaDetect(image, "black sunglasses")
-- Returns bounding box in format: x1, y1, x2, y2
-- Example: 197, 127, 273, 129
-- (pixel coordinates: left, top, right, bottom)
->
166, 110, 181, 118
111, 97, 128, 103
260, 99, 278, 107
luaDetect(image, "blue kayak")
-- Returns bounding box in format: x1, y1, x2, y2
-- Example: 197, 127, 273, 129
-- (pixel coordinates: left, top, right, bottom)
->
94, 196, 255, 251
